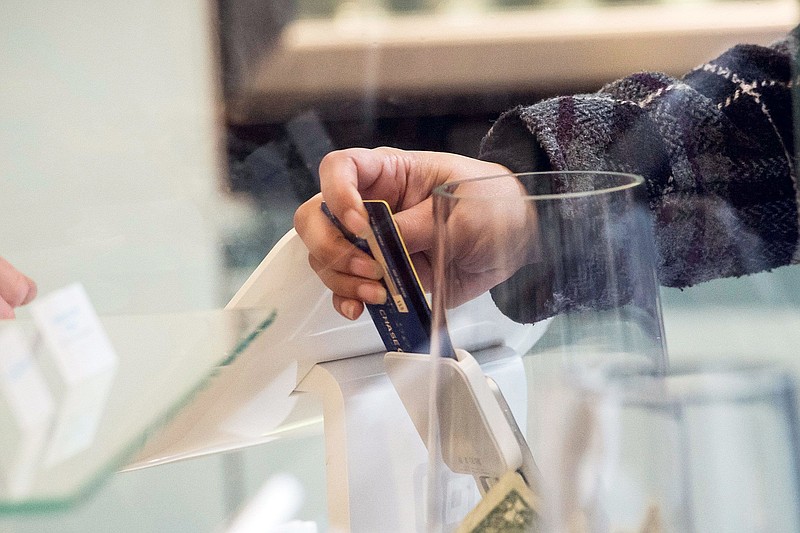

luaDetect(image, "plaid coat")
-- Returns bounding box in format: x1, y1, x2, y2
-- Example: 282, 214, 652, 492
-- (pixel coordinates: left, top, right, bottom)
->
481, 27, 798, 322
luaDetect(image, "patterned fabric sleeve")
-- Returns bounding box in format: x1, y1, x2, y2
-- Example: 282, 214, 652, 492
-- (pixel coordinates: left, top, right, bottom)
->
479, 28, 798, 323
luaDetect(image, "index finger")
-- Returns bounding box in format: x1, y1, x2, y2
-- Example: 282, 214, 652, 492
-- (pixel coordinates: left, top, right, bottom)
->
0, 257, 36, 311
318, 148, 379, 237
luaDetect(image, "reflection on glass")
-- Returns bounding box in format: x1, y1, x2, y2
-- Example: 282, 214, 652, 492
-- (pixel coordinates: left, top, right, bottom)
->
540, 362, 800, 532
426, 171, 667, 530
432, 171, 666, 368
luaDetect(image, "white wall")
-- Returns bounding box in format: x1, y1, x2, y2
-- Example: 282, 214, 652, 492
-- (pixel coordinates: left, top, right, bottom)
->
1, 0, 227, 314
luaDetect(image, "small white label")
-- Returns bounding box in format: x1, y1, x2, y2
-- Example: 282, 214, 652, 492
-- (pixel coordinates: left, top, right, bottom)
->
29, 283, 118, 465
0, 325, 55, 497
30, 283, 117, 383
0, 325, 54, 428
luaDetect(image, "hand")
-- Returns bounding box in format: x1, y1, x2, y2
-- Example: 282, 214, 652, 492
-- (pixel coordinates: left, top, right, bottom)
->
294, 147, 535, 320
0, 257, 37, 319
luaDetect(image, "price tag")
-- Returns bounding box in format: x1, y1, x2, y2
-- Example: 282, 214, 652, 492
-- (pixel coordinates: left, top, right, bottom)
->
30, 283, 117, 465
0, 325, 54, 430
30, 283, 117, 383
0, 325, 55, 496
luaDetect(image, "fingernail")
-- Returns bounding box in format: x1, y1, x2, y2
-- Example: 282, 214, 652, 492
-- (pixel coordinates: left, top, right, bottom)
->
340, 300, 359, 320
358, 283, 387, 305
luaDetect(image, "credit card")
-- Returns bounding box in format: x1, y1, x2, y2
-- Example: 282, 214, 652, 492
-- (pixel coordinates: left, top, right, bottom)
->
322, 200, 454, 355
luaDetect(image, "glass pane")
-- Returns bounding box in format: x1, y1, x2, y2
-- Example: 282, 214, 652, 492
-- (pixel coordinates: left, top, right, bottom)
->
0, 0, 322, 516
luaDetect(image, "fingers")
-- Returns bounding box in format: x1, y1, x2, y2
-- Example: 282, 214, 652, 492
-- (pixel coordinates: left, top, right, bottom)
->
308, 254, 387, 305
295, 195, 384, 281
317, 148, 377, 236
0, 257, 37, 319
296, 193, 388, 319
309, 147, 514, 316
332, 294, 364, 321
294, 194, 349, 271
318, 147, 509, 252
318, 147, 451, 236
392, 197, 435, 255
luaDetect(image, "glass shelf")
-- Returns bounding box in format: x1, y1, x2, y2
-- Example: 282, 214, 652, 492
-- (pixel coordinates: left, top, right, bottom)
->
0, 306, 282, 511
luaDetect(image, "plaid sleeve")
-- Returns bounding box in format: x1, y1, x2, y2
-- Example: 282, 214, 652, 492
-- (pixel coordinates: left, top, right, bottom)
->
479, 27, 798, 291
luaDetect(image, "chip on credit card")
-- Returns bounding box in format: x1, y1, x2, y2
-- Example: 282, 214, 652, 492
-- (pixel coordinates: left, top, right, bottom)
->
321, 200, 453, 355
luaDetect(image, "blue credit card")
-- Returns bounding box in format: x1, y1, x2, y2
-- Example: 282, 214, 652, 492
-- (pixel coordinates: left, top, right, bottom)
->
322, 200, 453, 355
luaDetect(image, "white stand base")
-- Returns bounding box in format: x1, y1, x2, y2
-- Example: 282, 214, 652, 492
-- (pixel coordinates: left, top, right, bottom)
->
296, 346, 527, 532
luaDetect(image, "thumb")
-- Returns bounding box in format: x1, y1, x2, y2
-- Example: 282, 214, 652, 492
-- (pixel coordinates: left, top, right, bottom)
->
391, 196, 435, 256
